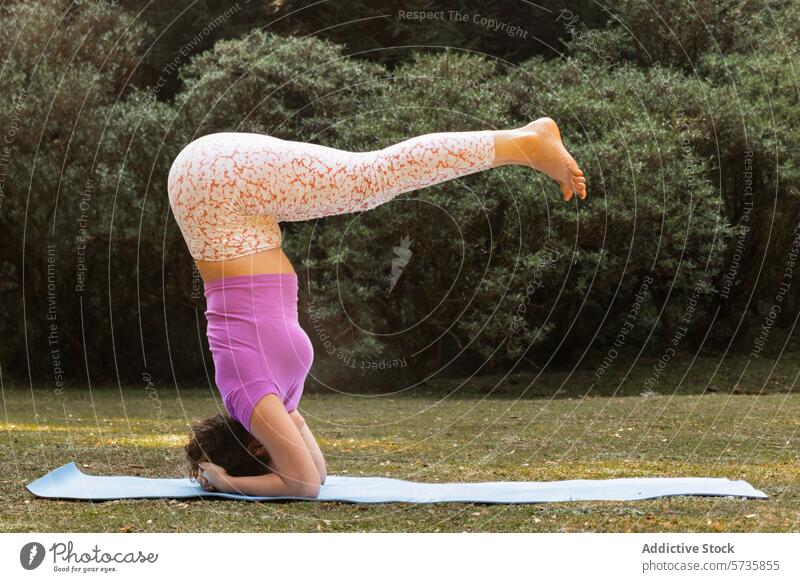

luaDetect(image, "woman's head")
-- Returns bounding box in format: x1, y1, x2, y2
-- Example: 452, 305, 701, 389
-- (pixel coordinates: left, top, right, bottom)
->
185, 413, 271, 479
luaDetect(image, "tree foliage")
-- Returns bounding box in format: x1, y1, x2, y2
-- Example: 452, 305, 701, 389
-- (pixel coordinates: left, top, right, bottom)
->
1, 0, 797, 388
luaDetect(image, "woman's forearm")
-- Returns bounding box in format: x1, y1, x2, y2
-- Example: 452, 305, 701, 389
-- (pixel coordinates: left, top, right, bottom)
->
225, 471, 320, 498
291, 413, 327, 485
300, 424, 327, 484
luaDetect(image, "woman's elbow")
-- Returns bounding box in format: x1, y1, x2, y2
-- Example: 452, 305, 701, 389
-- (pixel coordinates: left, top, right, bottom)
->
289, 471, 321, 498
305, 467, 326, 495
297, 481, 321, 498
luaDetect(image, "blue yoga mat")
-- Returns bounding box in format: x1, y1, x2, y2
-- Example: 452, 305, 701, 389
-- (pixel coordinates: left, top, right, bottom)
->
26, 462, 768, 504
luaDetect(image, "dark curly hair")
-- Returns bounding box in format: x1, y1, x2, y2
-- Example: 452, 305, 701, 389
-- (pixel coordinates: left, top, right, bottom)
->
185, 413, 271, 480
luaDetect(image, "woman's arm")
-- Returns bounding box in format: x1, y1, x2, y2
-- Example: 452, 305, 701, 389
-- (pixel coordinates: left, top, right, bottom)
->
289, 411, 327, 484
199, 394, 321, 498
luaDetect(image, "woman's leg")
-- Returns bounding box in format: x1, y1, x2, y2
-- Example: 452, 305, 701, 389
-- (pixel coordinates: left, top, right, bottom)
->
270, 117, 585, 222
265, 129, 498, 222
168, 118, 586, 263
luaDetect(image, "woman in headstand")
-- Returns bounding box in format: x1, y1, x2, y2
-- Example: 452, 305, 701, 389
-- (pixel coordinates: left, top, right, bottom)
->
171, 117, 586, 498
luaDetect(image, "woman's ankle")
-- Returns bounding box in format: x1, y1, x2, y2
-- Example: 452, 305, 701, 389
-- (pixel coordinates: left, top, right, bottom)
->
490, 128, 533, 167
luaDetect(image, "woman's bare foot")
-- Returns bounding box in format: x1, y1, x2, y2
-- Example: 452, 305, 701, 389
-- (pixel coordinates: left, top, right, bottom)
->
514, 117, 586, 202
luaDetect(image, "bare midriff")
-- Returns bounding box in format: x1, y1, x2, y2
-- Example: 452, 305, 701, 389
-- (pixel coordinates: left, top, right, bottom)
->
195, 247, 296, 283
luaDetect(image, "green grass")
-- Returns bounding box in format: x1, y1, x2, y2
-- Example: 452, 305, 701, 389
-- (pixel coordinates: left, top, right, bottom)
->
1, 355, 798, 532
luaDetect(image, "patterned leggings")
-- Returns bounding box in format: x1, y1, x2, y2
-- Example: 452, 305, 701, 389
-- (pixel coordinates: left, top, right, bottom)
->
167, 130, 496, 261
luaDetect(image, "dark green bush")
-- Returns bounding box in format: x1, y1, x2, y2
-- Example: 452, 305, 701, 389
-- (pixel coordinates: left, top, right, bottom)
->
0, 0, 152, 383
1, 1, 797, 388
175, 30, 385, 140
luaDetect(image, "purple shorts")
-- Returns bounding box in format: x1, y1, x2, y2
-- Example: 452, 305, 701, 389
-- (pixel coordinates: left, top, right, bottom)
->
203, 273, 314, 432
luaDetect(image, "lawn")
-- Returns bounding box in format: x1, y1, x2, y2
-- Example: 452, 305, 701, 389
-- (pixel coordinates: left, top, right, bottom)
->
1, 354, 798, 532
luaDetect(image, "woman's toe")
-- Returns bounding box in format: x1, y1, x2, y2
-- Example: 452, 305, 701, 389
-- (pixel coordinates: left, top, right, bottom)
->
560, 182, 574, 202
571, 177, 586, 198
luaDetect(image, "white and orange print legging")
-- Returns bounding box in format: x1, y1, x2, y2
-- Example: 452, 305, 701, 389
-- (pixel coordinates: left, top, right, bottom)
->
167, 130, 496, 261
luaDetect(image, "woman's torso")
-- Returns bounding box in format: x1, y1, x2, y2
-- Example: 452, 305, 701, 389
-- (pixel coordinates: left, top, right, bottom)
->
196, 247, 295, 283
203, 272, 313, 418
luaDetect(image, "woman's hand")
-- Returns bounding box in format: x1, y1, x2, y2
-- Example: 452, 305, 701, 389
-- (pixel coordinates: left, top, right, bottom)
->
197, 461, 231, 492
